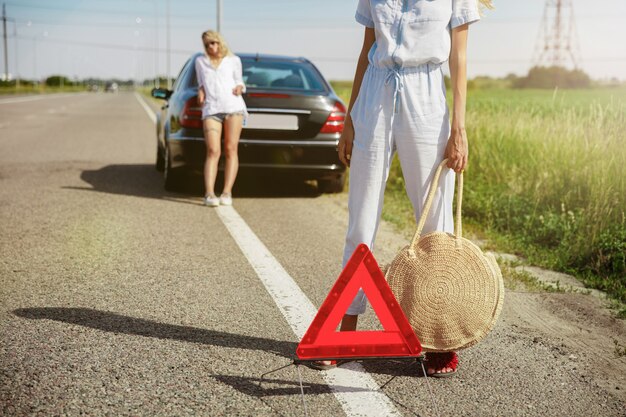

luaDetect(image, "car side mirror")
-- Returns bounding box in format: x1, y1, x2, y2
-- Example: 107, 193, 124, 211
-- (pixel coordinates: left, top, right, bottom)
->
151, 87, 172, 100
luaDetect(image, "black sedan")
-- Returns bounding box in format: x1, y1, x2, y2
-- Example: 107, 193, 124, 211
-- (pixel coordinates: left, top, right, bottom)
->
151, 53, 347, 193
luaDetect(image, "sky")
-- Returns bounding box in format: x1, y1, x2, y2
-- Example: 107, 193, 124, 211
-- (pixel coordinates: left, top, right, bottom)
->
3, 0, 626, 82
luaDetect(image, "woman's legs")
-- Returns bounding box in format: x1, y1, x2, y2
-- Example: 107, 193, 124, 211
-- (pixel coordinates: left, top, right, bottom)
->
221, 114, 243, 195
394, 113, 454, 236
395, 116, 456, 377
340, 67, 395, 329
340, 142, 395, 323
203, 118, 222, 197
312, 314, 358, 367
339, 314, 359, 331
394, 67, 456, 377
394, 66, 453, 236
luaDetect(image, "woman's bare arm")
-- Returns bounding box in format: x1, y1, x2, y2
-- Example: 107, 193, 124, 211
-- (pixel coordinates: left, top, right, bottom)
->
445, 23, 470, 173
338, 27, 375, 167
197, 86, 206, 106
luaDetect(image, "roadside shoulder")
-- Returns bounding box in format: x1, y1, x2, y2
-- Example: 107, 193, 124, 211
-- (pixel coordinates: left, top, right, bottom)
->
320, 192, 626, 403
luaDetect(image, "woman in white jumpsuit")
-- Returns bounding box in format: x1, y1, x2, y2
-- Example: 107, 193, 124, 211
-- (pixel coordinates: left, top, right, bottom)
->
315, 0, 491, 375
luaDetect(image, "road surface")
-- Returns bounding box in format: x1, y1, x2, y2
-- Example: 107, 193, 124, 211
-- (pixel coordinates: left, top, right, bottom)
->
1, 92, 624, 416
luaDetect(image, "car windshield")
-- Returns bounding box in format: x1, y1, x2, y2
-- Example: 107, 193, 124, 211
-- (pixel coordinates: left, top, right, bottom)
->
241, 59, 327, 92
186, 56, 328, 93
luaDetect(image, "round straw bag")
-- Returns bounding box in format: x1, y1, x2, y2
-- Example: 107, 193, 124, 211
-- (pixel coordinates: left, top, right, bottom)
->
385, 159, 504, 352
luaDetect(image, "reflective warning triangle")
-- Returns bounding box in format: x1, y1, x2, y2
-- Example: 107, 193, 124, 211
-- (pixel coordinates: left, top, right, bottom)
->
296, 244, 422, 360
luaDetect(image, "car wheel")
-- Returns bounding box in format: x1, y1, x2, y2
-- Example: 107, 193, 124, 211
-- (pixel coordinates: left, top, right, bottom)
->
318, 174, 345, 194
156, 146, 165, 172
163, 143, 184, 192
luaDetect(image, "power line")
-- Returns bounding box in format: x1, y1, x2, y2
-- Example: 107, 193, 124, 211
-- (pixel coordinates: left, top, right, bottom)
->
14, 18, 160, 29
7, 1, 623, 25
12, 34, 195, 55
13, 17, 212, 30
6, 1, 201, 19
7, 2, 152, 16
11, 34, 625, 65
13, 18, 357, 31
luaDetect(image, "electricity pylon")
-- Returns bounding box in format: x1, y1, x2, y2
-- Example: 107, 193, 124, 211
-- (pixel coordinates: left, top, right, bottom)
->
533, 0, 581, 69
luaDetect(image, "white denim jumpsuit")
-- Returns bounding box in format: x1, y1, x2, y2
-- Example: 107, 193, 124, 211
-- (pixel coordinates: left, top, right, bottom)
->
345, 0, 480, 315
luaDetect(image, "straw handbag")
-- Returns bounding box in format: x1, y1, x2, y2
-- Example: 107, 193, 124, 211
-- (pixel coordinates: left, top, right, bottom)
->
385, 159, 504, 352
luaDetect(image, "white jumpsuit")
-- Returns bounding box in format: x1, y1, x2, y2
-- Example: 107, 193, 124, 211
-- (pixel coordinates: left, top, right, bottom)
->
345, 0, 481, 315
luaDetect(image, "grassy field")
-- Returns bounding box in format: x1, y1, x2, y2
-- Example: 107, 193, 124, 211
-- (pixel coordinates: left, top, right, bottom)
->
331, 81, 626, 307
0, 85, 89, 95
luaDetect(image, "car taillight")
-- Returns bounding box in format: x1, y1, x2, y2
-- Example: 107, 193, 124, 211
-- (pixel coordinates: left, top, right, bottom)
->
320, 101, 346, 134
180, 97, 203, 129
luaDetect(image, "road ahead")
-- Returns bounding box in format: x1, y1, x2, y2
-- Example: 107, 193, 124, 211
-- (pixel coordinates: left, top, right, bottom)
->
1, 92, 624, 417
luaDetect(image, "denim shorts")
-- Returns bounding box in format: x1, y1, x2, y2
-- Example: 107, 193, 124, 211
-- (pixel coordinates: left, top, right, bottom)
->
205, 111, 244, 123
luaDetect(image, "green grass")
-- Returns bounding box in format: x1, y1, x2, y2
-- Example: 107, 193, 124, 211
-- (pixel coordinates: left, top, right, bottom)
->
330, 81, 626, 305
331, 81, 354, 105
499, 262, 565, 293
465, 88, 626, 303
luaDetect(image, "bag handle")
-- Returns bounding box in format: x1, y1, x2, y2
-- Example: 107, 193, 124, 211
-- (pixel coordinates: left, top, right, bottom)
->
407, 159, 463, 257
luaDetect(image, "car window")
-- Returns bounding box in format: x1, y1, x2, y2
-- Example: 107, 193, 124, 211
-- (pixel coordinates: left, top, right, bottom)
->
241, 59, 327, 92
185, 56, 329, 93
173, 58, 193, 91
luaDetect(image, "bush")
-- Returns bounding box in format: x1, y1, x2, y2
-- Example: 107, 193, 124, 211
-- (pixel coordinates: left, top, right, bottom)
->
45, 75, 74, 87
514, 66, 591, 89
592, 226, 626, 277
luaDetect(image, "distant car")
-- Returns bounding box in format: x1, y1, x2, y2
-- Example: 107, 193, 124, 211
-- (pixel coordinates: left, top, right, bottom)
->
105, 82, 118, 92
151, 53, 347, 193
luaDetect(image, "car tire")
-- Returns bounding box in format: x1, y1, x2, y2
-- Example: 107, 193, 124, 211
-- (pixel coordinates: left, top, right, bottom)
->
163, 143, 184, 192
318, 174, 345, 194
156, 146, 165, 172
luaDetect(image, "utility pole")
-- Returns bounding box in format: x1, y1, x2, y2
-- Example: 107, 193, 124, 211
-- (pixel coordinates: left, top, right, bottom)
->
154, 0, 159, 88
12, 20, 17, 87
2, 3, 8, 81
166, 0, 171, 89
33, 37, 37, 83
217, 0, 222, 33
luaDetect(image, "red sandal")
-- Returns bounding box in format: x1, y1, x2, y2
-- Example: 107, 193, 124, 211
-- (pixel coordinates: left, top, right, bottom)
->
425, 351, 459, 378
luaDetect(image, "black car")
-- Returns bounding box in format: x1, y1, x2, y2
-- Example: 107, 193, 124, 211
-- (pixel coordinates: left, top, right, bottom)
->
151, 53, 347, 193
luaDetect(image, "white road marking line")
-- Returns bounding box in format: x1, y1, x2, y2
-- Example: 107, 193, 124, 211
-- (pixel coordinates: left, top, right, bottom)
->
0, 93, 85, 105
134, 92, 157, 124
136, 101, 401, 416
216, 206, 402, 417
0, 96, 45, 104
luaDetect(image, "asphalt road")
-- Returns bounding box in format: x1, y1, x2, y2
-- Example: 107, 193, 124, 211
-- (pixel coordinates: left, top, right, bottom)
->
1, 92, 624, 417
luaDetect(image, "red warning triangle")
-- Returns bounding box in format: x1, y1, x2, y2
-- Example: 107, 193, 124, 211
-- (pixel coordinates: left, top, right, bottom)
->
296, 244, 422, 360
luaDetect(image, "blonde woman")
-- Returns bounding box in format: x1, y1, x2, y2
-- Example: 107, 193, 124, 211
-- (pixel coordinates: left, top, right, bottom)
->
196, 30, 247, 206
311, 0, 492, 375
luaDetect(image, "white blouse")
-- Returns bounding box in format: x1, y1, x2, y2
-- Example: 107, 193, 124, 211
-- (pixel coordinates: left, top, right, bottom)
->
195, 54, 247, 118
356, 0, 481, 69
